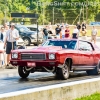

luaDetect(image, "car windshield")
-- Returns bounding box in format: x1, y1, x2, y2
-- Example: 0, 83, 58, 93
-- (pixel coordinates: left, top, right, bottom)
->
42, 40, 77, 49
16, 25, 30, 32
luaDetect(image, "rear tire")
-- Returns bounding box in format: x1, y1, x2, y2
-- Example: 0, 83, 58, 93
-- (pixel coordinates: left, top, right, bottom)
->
18, 66, 30, 78
86, 66, 99, 75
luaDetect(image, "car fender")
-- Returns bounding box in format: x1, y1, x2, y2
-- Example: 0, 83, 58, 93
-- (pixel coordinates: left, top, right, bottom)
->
58, 57, 72, 68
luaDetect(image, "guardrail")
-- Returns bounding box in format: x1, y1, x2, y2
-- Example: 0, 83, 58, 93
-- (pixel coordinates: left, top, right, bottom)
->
0, 77, 100, 100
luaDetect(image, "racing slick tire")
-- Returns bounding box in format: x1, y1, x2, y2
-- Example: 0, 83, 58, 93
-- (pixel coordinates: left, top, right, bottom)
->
56, 62, 69, 80
18, 66, 30, 78
86, 66, 99, 75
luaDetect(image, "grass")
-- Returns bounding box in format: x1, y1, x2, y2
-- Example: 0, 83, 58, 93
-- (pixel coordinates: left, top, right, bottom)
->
75, 92, 100, 100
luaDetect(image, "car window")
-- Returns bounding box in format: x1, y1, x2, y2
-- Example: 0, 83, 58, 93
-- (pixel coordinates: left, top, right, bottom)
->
16, 25, 30, 32
42, 40, 77, 49
78, 41, 93, 51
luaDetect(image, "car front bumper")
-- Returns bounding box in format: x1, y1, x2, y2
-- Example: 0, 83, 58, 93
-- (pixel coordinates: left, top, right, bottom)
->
10, 60, 61, 67
31, 38, 43, 43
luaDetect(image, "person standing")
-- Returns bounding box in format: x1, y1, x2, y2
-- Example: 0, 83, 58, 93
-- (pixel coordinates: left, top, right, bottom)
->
80, 27, 87, 40
0, 27, 6, 42
65, 25, 70, 38
76, 22, 81, 33
91, 26, 98, 44
43, 26, 49, 41
4, 23, 19, 68
61, 26, 65, 38
3, 23, 9, 32
72, 26, 79, 39
82, 21, 86, 29
55, 24, 61, 39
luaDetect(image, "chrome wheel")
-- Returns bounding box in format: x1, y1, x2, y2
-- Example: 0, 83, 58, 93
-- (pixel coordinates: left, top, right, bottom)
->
56, 63, 69, 80
62, 64, 69, 78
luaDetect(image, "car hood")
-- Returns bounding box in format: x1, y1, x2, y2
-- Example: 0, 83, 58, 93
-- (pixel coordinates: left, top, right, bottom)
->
12, 46, 62, 53
12, 46, 74, 53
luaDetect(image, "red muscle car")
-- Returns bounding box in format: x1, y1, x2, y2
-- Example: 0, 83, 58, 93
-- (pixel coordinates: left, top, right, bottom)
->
10, 39, 100, 80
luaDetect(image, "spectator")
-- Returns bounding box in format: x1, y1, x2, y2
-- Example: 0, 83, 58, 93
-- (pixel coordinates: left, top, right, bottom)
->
82, 21, 86, 29
76, 22, 81, 32
61, 26, 65, 38
0, 27, 6, 42
80, 27, 87, 40
3, 23, 9, 32
0, 40, 5, 68
55, 24, 61, 39
65, 25, 70, 38
72, 26, 79, 39
60, 22, 65, 28
48, 22, 53, 34
4, 23, 19, 68
91, 26, 98, 44
43, 26, 49, 41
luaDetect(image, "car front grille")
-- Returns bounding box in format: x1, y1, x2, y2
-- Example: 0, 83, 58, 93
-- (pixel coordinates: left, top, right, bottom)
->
21, 53, 46, 60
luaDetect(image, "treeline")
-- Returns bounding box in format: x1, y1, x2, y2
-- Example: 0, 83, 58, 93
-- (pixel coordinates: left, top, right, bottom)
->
0, 0, 100, 25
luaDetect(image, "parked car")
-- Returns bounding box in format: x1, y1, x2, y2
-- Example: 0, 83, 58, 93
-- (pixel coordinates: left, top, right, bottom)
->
16, 38, 26, 49
26, 25, 56, 39
25, 25, 43, 32
15, 25, 43, 46
10, 39, 100, 80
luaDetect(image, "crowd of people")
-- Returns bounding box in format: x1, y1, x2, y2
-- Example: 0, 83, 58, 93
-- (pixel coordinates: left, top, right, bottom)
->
42, 21, 98, 44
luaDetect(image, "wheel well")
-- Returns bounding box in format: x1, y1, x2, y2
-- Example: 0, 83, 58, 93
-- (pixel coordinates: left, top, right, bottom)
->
65, 58, 72, 71
23, 37, 30, 41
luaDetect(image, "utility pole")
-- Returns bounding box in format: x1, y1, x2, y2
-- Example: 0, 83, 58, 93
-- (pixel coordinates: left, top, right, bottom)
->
4, 10, 6, 23
53, 7, 54, 25
83, 5, 84, 21
86, 0, 88, 23
43, 7, 44, 25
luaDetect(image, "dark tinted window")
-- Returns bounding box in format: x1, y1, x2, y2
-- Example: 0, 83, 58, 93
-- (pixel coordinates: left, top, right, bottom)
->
15, 25, 30, 32
42, 40, 77, 49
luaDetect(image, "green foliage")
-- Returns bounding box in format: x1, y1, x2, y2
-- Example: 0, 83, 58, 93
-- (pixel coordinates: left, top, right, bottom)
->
75, 92, 100, 100
0, 0, 100, 24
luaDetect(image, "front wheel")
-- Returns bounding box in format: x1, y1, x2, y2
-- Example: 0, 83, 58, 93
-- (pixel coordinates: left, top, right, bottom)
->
23, 38, 31, 46
18, 66, 30, 78
56, 63, 69, 80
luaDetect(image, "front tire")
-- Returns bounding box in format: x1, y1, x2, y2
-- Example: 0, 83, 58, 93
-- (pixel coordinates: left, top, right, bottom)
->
23, 38, 31, 46
18, 66, 30, 78
56, 62, 69, 80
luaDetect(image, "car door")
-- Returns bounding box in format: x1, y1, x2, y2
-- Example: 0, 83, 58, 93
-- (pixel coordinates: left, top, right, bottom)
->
78, 41, 94, 66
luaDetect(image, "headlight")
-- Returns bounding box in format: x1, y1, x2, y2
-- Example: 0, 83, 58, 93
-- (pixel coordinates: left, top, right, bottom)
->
49, 53, 55, 60
12, 53, 18, 59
